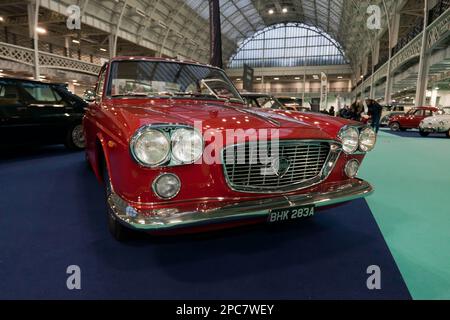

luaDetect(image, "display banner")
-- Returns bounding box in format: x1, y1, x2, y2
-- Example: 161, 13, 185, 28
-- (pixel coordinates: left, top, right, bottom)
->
209, 0, 223, 68
243, 64, 254, 92
320, 72, 328, 111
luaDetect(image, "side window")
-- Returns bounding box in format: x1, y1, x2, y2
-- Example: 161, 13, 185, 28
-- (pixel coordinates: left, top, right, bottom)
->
96, 67, 107, 101
425, 110, 433, 117
0, 83, 19, 104
21, 82, 60, 102
414, 110, 424, 116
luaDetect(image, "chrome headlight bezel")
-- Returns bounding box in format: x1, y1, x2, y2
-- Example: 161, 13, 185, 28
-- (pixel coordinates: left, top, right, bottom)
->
338, 126, 360, 154
130, 124, 204, 167
130, 128, 171, 167
359, 126, 377, 152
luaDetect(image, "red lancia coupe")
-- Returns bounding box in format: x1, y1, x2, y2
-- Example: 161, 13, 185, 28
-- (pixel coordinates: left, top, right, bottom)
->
84, 57, 376, 241
388, 106, 439, 131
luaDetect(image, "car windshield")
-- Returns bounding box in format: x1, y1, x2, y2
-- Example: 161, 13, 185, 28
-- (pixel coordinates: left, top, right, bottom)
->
256, 96, 283, 109
107, 60, 243, 103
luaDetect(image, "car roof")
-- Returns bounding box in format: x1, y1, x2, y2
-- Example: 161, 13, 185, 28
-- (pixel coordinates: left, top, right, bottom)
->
240, 92, 273, 98
109, 56, 222, 70
415, 106, 439, 110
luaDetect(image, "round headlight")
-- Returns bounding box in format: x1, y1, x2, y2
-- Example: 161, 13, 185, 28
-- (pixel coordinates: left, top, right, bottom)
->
344, 159, 360, 178
132, 129, 170, 166
339, 127, 359, 154
359, 127, 376, 152
152, 173, 181, 200
171, 128, 203, 164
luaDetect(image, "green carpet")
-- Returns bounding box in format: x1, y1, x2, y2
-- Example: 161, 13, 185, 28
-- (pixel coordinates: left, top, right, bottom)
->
359, 130, 450, 300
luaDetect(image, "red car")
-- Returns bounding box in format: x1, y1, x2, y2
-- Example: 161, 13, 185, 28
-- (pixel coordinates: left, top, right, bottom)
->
389, 106, 439, 131
84, 57, 376, 241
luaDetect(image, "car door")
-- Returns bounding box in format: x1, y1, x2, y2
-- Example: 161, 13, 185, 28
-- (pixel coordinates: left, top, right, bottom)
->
410, 109, 426, 128
18, 81, 68, 141
0, 80, 35, 145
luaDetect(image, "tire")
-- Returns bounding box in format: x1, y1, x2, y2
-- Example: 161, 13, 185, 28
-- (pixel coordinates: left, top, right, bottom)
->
446, 129, 450, 138
102, 160, 132, 242
65, 124, 86, 150
390, 122, 401, 132
419, 130, 430, 137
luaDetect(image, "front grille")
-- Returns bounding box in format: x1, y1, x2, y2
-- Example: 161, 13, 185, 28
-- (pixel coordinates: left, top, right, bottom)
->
223, 141, 331, 192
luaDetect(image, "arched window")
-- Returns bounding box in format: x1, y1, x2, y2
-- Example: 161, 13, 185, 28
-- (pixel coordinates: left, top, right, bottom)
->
228, 23, 348, 68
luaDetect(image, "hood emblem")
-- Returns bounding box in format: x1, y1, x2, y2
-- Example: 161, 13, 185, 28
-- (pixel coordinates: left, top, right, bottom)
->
270, 157, 291, 178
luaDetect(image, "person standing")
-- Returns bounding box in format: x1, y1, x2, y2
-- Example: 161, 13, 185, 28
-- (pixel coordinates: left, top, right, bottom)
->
367, 99, 382, 133
329, 106, 335, 116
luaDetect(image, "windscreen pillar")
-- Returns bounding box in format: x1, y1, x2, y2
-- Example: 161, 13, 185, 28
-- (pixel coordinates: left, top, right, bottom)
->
208, 0, 223, 68
415, 0, 430, 107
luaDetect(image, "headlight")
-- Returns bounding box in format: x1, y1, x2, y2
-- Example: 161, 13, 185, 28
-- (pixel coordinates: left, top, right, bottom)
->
152, 173, 181, 200
344, 159, 360, 178
171, 128, 203, 164
131, 129, 170, 166
339, 127, 359, 154
359, 127, 376, 152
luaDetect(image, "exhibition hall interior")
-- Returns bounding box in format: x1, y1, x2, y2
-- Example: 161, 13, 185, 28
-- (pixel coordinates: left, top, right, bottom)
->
0, 0, 449, 301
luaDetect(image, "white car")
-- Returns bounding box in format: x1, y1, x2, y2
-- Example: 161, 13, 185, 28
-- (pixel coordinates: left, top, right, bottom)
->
419, 107, 450, 137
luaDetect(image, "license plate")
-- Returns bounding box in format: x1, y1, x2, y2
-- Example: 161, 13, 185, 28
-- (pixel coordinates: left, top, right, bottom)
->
268, 205, 315, 223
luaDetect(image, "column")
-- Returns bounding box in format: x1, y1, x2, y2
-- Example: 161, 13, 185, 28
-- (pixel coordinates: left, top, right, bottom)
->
415, 0, 429, 107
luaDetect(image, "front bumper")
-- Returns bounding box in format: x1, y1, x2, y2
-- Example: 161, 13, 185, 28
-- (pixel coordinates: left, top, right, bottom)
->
108, 179, 373, 231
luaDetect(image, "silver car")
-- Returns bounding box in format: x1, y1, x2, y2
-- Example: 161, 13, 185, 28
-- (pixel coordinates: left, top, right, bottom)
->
419, 107, 450, 137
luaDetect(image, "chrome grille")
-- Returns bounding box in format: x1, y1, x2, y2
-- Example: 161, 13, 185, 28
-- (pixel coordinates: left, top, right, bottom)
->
223, 141, 331, 192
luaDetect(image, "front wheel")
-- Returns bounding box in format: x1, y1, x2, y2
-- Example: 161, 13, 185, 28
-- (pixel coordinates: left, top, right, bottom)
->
419, 130, 430, 137
65, 124, 85, 150
390, 122, 401, 132
446, 129, 450, 138
102, 161, 132, 242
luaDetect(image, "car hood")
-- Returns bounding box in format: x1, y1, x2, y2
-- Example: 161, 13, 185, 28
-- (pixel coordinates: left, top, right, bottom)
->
103, 99, 352, 142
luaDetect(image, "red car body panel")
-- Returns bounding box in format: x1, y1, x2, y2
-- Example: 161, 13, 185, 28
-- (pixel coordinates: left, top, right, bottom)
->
389, 106, 439, 129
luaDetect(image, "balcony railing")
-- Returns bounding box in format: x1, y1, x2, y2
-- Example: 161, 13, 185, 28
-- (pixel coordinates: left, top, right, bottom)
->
429, 0, 450, 25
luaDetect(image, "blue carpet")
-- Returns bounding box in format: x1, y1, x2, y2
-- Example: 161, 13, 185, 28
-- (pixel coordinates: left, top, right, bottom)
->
381, 128, 447, 139
0, 146, 411, 299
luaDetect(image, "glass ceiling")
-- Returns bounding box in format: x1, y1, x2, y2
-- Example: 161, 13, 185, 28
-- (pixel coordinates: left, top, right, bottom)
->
184, 0, 396, 64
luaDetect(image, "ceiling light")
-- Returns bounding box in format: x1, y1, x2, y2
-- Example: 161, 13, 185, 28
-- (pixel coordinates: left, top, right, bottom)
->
36, 27, 47, 34
337, 76, 343, 79
72, 39, 80, 44
0, 17, 4, 22
236, 78, 241, 81
39, 75, 46, 79
282, 8, 288, 13
435, 87, 440, 90
256, 78, 262, 81
274, 77, 279, 80
268, 9, 274, 14
100, 48, 107, 52
294, 77, 300, 80
72, 80, 78, 82
313, 75, 319, 80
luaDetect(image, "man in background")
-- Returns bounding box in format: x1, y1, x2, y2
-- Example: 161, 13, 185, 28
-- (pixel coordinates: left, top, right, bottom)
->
366, 99, 382, 133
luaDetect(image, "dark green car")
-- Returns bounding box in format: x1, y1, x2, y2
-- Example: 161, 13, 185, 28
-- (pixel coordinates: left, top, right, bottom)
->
0, 78, 87, 150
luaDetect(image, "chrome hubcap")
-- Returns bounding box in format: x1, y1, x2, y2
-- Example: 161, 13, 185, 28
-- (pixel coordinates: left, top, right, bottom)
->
72, 124, 85, 148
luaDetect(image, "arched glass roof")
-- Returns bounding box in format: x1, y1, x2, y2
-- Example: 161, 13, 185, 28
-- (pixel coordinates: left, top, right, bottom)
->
228, 23, 348, 68
185, 0, 397, 64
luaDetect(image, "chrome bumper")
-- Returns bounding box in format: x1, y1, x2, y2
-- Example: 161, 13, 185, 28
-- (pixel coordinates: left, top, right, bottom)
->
107, 179, 373, 231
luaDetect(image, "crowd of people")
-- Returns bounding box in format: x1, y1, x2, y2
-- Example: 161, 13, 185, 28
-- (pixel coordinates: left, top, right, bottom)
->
321, 99, 383, 133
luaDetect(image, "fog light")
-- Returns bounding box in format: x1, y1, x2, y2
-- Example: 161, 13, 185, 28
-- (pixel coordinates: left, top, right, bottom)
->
152, 173, 181, 200
344, 160, 360, 178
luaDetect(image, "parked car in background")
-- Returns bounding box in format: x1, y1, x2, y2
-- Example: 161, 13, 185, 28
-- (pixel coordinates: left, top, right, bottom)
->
380, 111, 405, 127
84, 57, 376, 241
419, 107, 450, 137
388, 106, 439, 131
277, 97, 311, 112
0, 78, 87, 149
241, 93, 284, 110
